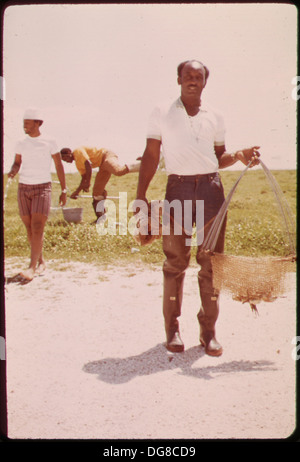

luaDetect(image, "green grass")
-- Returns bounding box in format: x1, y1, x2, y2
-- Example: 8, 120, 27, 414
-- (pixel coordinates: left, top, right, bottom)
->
3, 168, 297, 267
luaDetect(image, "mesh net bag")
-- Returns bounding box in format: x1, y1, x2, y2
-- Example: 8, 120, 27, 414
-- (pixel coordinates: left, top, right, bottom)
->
211, 253, 295, 306
203, 159, 296, 312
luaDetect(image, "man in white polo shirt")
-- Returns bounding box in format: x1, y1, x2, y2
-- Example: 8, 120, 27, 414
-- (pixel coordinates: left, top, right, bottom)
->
136, 60, 260, 355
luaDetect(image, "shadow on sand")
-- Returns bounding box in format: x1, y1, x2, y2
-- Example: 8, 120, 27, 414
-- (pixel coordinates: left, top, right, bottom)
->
83, 343, 276, 384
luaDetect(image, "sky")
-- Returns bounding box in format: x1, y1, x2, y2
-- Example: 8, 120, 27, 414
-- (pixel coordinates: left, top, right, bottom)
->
2, 3, 298, 174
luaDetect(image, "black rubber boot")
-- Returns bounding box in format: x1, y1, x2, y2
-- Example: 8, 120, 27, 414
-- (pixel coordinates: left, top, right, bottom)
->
92, 190, 107, 223
197, 293, 223, 356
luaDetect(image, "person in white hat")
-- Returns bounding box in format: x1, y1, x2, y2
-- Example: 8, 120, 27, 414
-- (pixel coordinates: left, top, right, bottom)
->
8, 107, 67, 281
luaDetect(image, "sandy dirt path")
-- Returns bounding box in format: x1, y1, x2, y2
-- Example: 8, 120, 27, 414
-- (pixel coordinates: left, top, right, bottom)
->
3, 257, 297, 440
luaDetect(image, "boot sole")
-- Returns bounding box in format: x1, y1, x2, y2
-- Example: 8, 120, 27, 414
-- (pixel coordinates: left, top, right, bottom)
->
166, 343, 184, 353
200, 340, 223, 357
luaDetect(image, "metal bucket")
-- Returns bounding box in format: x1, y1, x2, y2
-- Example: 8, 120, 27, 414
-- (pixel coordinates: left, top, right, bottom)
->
62, 207, 83, 223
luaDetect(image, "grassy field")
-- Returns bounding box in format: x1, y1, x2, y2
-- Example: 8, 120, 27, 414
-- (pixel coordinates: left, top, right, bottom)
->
3, 167, 297, 267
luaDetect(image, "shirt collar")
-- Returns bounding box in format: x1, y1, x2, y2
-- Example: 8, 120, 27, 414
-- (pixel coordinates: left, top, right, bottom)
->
176, 97, 208, 113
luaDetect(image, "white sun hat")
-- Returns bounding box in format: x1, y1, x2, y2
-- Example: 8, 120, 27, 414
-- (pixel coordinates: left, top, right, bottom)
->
23, 107, 44, 121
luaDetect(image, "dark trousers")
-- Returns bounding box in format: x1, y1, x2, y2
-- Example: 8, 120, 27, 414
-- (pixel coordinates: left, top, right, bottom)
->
162, 173, 226, 343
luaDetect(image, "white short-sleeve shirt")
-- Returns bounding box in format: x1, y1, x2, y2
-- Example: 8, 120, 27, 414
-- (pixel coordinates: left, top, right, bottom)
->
15, 135, 58, 185
147, 98, 226, 175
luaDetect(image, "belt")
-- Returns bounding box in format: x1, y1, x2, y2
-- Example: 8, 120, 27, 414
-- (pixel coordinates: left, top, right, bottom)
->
168, 172, 219, 181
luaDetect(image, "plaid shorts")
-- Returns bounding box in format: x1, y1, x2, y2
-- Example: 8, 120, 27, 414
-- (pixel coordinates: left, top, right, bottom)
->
18, 182, 52, 217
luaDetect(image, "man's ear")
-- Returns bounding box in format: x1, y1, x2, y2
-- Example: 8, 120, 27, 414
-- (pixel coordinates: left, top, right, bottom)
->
177, 76, 182, 85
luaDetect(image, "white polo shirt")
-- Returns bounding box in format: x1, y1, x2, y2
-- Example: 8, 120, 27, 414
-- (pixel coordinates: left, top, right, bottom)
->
147, 98, 226, 175
15, 135, 58, 185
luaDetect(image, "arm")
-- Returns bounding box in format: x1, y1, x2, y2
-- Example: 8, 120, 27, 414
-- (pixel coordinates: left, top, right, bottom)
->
8, 154, 22, 178
52, 152, 67, 206
216, 145, 260, 169
81, 160, 92, 191
70, 160, 92, 198
136, 138, 161, 202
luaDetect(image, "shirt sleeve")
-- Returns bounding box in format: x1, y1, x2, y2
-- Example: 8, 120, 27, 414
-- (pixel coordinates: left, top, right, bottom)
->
73, 147, 90, 175
214, 111, 226, 146
146, 106, 162, 141
49, 140, 58, 155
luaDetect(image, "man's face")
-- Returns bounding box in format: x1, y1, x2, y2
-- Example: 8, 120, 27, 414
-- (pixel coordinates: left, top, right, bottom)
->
178, 61, 206, 99
61, 149, 74, 163
23, 119, 40, 135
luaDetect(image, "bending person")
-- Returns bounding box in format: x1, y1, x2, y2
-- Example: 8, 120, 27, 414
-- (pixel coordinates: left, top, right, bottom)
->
60, 146, 140, 221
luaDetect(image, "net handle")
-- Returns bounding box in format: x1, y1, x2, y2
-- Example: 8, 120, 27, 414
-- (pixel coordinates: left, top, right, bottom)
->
258, 159, 296, 254
202, 159, 296, 254
202, 161, 252, 251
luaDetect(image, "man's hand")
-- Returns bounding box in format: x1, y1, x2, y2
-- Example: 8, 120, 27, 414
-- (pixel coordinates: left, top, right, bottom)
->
59, 192, 67, 206
8, 169, 17, 179
132, 198, 161, 246
70, 189, 81, 199
236, 146, 260, 167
